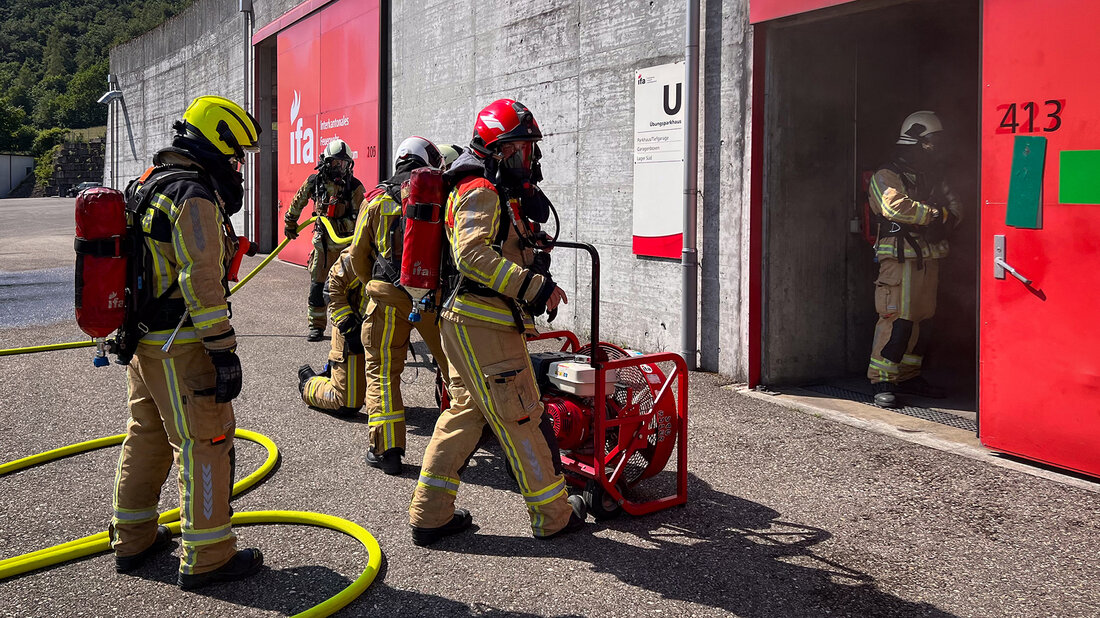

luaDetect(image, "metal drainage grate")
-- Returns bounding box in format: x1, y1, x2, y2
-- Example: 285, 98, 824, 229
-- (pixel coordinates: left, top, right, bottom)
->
800, 384, 978, 432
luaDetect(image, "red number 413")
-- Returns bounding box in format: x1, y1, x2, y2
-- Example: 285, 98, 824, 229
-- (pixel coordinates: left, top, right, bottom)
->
997, 100, 1065, 134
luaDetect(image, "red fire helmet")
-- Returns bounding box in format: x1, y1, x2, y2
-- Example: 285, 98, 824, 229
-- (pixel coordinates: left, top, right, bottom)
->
470, 99, 542, 156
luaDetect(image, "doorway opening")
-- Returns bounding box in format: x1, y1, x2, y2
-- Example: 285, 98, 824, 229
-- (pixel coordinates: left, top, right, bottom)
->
254, 37, 279, 253
760, 0, 980, 419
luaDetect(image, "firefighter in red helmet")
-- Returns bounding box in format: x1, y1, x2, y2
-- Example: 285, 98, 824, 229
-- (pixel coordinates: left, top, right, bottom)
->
348, 136, 450, 475
408, 99, 587, 545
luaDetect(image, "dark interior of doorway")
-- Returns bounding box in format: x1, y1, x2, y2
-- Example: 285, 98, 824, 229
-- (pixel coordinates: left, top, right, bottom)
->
761, 0, 980, 417
255, 38, 279, 253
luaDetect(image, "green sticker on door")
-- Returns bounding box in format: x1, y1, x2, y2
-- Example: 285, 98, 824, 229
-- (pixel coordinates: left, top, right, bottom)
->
1006, 135, 1046, 229
1059, 149, 1100, 205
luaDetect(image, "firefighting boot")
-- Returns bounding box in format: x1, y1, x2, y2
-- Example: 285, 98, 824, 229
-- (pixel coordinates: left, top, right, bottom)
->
297, 365, 316, 395
410, 508, 473, 547
536, 495, 587, 540
178, 548, 264, 591
872, 381, 899, 408
307, 327, 325, 342
115, 525, 172, 573
895, 376, 946, 399
365, 448, 403, 476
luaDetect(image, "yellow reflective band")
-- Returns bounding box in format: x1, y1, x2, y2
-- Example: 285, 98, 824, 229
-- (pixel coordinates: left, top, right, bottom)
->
140, 328, 200, 345
523, 478, 566, 507
902, 354, 922, 367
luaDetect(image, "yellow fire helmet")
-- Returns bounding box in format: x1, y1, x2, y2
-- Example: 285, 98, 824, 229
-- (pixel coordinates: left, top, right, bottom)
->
180, 95, 262, 158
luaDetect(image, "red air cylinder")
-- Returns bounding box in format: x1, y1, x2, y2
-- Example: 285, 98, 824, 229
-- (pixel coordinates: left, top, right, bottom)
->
74, 187, 128, 338
399, 167, 445, 302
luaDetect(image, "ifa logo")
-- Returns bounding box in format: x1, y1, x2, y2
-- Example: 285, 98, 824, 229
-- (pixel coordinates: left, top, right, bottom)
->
411, 261, 432, 277
107, 291, 123, 310
289, 91, 315, 165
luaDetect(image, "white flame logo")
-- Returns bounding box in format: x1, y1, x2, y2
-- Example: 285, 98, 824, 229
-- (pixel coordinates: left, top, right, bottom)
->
290, 91, 301, 123
480, 112, 505, 131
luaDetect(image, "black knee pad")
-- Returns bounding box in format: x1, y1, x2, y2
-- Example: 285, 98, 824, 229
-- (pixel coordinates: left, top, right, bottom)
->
308, 281, 326, 307
880, 318, 914, 363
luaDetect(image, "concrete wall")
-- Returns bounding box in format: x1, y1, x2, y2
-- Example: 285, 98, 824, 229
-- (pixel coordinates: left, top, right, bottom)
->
108, 0, 757, 378
0, 154, 35, 198
391, 0, 754, 376
108, 0, 252, 230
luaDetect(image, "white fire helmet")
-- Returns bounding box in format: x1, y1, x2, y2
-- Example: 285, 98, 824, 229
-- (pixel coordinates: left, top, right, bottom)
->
394, 136, 443, 169
322, 138, 353, 163
896, 111, 943, 145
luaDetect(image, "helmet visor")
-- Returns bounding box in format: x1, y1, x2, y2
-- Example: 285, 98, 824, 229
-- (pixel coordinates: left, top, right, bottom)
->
328, 158, 352, 173
498, 141, 535, 173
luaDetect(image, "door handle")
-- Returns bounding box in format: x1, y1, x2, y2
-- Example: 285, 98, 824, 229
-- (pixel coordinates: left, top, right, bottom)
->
993, 234, 1033, 285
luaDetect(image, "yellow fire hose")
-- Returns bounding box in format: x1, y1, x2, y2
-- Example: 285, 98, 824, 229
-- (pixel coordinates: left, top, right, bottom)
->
0, 215, 342, 358
0, 428, 381, 617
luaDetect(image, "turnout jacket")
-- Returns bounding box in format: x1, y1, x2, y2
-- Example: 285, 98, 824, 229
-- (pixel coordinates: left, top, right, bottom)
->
284, 172, 366, 246
327, 249, 369, 331
138, 150, 237, 351
348, 179, 413, 308
869, 160, 962, 261
441, 153, 554, 332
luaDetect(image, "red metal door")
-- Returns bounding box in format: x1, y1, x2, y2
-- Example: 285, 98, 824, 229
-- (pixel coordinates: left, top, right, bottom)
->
980, 0, 1100, 476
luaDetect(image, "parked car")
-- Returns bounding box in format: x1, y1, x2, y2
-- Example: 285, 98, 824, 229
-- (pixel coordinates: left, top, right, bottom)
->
68, 182, 102, 197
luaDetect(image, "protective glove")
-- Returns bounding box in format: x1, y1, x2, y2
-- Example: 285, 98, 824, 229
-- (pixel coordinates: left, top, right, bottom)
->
337, 317, 364, 355
284, 223, 298, 240
207, 349, 243, 403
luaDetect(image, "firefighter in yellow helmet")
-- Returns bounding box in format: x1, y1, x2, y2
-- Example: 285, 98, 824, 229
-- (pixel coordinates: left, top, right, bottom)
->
408, 100, 586, 545
867, 110, 962, 408
284, 138, 367, 341
297, 248, 367, 415
110, 95, 263, 589
348, 136, 450, 475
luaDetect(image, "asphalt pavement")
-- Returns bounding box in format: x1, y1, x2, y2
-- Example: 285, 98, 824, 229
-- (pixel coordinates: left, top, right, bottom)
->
1, 198, 1099, 617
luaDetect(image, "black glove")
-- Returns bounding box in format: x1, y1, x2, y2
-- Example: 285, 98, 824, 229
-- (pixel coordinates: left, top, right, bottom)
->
338, 317, 364, 355
526, 276, 556, 318
208, 349, 243, 403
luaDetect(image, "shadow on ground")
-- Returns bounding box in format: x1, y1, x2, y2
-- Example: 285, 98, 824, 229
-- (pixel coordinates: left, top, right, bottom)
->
430, 473, 958, 618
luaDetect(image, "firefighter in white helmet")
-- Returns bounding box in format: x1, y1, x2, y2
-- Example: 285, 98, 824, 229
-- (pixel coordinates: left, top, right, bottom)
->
348, 136, 450, 475
284, 138, 366, 341
110, 95, 263, 589
407, 100, 586, 546
867, 110, 962, 408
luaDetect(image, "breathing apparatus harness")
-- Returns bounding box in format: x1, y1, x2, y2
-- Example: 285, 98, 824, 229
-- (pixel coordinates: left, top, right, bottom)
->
111, 162, 234, 364
368, 170, 416, 290
872, 159, 946, 271
443, 152, 561, 333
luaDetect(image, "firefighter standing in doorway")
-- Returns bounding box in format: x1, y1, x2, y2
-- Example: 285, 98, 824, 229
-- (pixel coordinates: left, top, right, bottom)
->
284, 138, 366, 341
110, 95, 263, 589
868, 110, 962, 408
407, 100, 586, 546
349, 136, 449, 475
297, 248, 367, 416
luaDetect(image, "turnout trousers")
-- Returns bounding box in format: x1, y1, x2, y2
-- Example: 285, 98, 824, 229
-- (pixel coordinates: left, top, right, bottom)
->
868, 257, 940, 384
363, 297, 448, 456
302, 328, 366, 412
409, 319, 572, 537
307, 234, 344, 330
110, 341, 237, 575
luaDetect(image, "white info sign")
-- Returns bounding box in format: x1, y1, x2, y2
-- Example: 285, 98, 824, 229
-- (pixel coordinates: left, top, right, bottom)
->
632, 61, 685, 259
